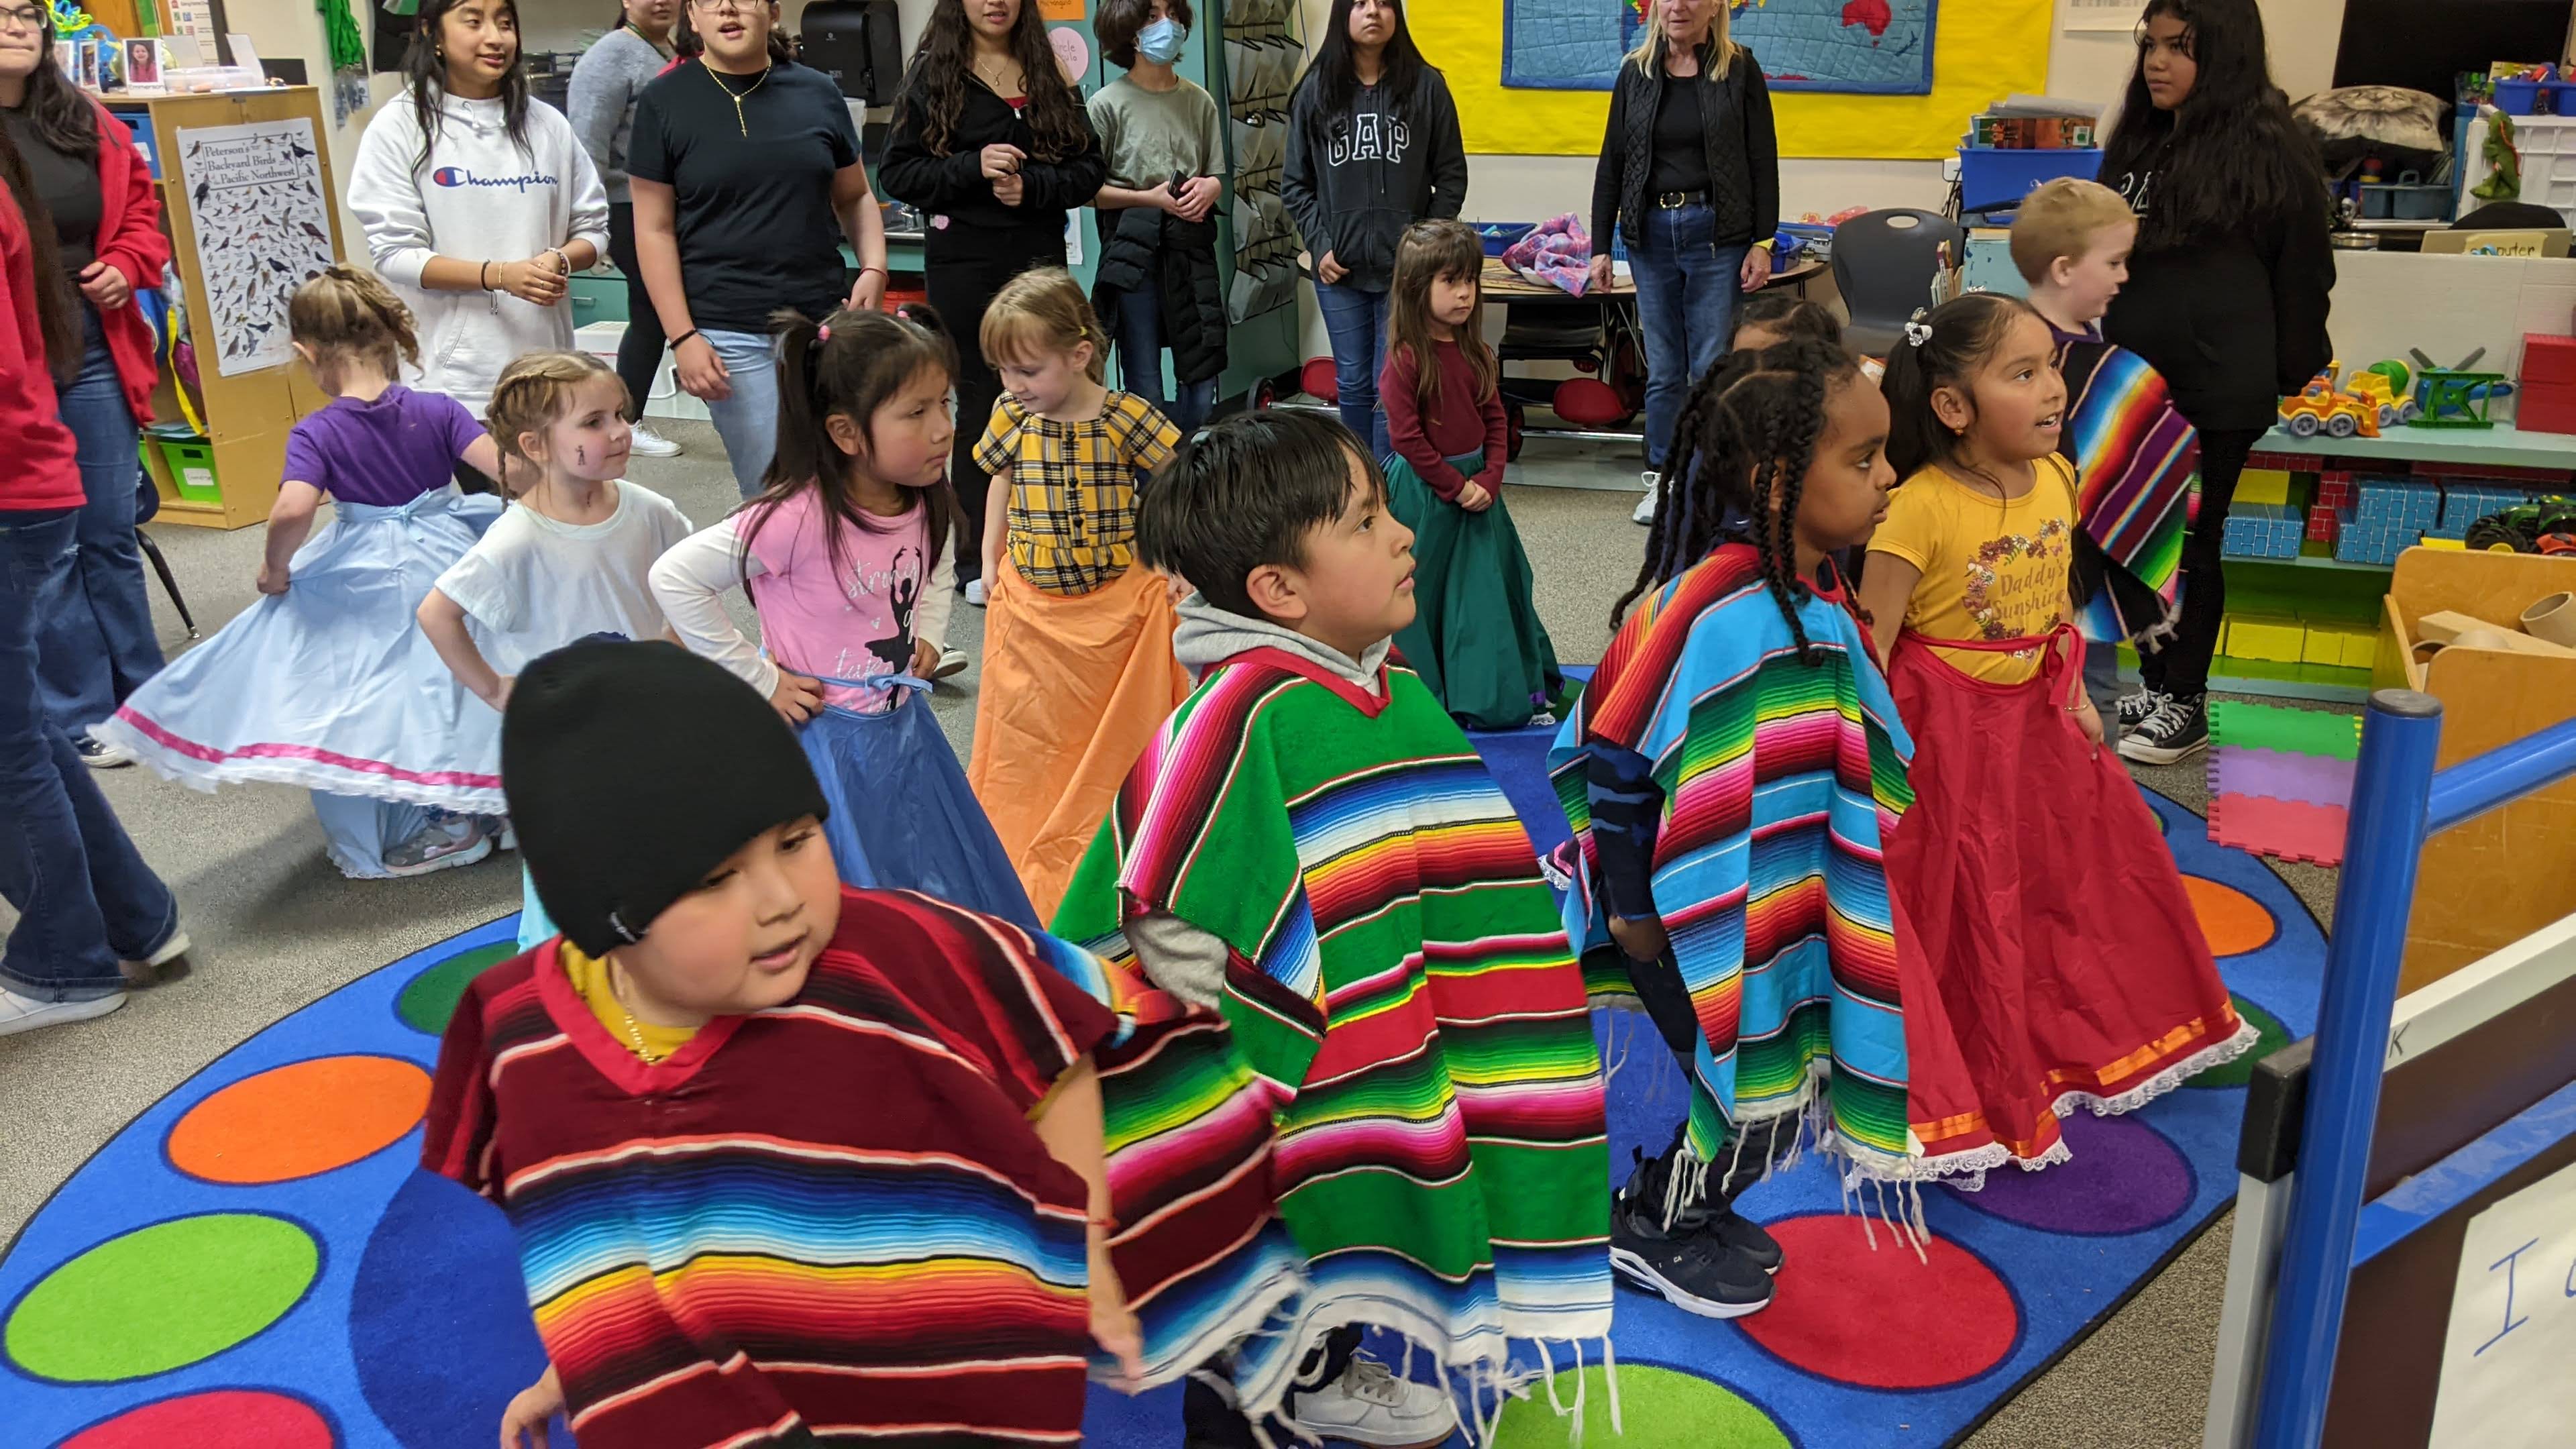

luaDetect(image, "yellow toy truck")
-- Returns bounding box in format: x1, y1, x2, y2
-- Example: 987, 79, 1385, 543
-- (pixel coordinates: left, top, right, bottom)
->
2280, 364, 2381, 439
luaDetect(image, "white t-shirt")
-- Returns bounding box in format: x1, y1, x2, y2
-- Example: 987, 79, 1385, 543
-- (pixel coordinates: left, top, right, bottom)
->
435, 481, 694, 672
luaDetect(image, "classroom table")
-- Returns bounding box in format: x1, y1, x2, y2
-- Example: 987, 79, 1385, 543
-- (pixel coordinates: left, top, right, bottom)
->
1479, 254, 1827, 448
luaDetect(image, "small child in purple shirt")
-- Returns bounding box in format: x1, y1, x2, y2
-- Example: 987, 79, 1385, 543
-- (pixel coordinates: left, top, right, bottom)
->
95, 267, 517, 879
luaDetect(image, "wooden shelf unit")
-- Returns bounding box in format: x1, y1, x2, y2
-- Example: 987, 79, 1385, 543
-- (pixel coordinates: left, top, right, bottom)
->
109, 86, 345, 529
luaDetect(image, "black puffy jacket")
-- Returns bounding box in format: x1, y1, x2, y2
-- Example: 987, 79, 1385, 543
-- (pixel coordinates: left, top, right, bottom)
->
1093, 203, 1228, 388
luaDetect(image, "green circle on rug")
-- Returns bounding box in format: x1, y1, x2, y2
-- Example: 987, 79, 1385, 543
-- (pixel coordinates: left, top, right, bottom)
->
1495, 1363, 1790, 1447
2186, 994, 2290, 1089
5, 1213, 319, 1382
396, 941, 518, 1035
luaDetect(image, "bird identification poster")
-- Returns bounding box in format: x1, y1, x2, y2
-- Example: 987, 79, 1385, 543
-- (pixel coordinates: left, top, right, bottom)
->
2428, 1155, 2576, 1446
174, 117, 335, 377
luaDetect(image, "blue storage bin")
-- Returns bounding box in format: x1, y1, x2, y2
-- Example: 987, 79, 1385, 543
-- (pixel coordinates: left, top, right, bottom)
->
108, 108, 156, 178
1957, 147, 2100, 214
1476, 221, 1536, 257
2495, 78, 2540, 115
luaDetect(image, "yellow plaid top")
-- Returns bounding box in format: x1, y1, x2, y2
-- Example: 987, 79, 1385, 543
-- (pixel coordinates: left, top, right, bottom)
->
975, 390, 1181, 596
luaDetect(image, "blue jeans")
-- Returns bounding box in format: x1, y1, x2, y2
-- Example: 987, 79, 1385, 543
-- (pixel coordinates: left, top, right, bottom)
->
1104, 282, 1218, 435
1314, 278, 1391, 460
2, 507, 178, 1001
699, 327, 783, 500
40, 308, 162, 734
1628, 204, 1750, 472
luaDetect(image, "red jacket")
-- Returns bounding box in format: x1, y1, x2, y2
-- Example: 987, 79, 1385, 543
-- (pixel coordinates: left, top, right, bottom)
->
89, 99, 172, 425
0, 179, 83, 511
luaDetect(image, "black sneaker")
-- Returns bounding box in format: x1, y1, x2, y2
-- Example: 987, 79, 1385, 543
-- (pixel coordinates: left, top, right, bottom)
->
2115, 686, 2168, 731
1609, 1148, 1774, 1318
1611, 1187, 1776, 1318
2118, 692, 2209, 765
1706, 1205, 1784, 1276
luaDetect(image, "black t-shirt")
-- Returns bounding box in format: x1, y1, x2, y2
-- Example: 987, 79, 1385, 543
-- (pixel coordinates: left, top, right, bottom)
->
2, 109, 101, 276
1645, 76, 1711, 196
627, 60, 859, 334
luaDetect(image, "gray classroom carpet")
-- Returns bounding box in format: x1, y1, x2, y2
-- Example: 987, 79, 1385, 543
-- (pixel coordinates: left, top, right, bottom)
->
0, 420, 2343, 1449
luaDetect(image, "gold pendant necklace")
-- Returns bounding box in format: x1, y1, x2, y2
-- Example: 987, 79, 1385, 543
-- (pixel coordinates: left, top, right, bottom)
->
705, 62, 771, 138
604, 961, 658, 1061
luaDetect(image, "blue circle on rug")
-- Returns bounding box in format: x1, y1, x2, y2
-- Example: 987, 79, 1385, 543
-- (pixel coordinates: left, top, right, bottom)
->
1946, 1111, 2195, 1236
350, 1169, 552, 1449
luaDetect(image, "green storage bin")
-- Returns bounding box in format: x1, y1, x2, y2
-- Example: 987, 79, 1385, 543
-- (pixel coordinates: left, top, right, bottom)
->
568, 274, 627, 326
157, 437, 221, 504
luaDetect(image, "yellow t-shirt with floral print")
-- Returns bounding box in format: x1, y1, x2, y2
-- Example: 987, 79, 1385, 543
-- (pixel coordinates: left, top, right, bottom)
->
1866, 453, 2078, 684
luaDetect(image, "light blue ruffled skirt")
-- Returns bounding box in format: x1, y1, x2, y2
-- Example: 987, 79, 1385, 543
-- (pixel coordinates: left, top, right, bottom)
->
93, 486, 509, 879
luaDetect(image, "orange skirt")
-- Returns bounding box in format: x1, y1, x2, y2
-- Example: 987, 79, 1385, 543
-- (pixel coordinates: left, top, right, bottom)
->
969, 564, 1191, 921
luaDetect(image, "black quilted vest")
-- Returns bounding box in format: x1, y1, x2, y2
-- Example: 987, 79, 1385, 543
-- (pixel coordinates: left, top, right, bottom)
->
1611, 51, 1758, 250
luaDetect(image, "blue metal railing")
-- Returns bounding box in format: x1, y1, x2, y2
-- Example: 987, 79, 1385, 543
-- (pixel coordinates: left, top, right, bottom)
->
2251, 696, 2576, 1449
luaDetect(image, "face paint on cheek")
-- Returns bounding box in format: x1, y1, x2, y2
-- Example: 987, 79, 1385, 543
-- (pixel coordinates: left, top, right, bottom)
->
577, 445, 587, 467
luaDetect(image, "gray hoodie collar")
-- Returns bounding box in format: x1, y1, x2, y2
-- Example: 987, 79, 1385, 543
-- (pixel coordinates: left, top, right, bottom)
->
1172, 598, 1389, 696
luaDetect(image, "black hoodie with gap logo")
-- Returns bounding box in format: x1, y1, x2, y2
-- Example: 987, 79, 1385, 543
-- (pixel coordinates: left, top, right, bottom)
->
1281, 68, 1469, 293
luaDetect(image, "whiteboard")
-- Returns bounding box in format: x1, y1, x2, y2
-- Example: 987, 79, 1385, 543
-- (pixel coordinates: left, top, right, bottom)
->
2428, 1155, 2576, 1446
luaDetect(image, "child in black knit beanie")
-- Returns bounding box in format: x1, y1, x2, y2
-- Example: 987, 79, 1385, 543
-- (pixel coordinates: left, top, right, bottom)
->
420, 637, 1145, 1448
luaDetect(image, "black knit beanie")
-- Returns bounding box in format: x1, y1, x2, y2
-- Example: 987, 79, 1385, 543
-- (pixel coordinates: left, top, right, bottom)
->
502, 638, 830, 956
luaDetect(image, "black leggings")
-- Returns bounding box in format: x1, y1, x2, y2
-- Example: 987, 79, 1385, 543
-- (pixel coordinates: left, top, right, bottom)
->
922, 234, 1067, 584
604, 202, 667, 424
2141, 426, 2264, 698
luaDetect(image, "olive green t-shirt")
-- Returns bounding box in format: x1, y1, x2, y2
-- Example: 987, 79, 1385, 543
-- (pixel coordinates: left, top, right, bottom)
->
1087, 73, 1228, 193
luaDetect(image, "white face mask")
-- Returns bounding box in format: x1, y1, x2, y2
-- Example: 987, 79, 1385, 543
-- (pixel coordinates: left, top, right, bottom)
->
1137, 17, 1186, 63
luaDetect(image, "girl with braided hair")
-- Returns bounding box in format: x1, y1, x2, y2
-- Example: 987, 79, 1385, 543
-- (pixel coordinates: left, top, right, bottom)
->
1549, 337, 1959, 1319
1856, 292, 2250, 1181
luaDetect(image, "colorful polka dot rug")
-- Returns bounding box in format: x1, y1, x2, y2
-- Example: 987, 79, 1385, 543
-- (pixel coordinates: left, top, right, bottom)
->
1, 745, 2316, 1448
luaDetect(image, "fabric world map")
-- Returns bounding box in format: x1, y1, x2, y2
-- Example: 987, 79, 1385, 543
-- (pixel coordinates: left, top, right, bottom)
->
1503, 0, 1935, 94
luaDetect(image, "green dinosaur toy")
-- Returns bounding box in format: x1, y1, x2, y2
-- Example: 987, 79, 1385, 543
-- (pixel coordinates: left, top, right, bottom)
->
2473, 111, 2524, 202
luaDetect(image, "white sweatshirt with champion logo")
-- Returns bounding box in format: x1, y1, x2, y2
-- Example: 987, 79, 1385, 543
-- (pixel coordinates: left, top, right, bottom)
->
348, 87, 610, 418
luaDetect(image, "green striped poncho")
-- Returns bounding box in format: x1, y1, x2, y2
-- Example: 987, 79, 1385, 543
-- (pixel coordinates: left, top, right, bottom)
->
1054, 646, 1613, 1396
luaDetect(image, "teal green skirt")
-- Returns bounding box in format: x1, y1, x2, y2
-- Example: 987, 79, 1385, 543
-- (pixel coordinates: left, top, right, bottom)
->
1383, 451, 1564, 730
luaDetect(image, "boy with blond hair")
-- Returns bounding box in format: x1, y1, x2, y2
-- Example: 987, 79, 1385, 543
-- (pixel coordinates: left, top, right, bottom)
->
2011, 178, 2200, 746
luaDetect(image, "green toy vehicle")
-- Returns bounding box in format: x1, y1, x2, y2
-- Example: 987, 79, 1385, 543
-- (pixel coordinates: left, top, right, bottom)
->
2462, 494, 2576, 552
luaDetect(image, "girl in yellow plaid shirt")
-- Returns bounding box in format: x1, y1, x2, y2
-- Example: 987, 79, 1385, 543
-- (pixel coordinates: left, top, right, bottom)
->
967, 266, 1188, 918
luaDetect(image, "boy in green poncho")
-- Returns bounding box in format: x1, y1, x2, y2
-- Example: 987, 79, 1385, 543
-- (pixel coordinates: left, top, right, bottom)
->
1052, 411, 1613, 1444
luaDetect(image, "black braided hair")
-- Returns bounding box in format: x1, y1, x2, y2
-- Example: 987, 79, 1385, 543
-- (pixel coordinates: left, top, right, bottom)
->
1615, 337, 1859, 666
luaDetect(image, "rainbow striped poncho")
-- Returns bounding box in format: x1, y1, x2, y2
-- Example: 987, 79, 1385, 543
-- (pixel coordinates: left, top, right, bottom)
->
1548, 546, 1925, 1181
2055, 335, 2201, 647
1055, 647, 1614, 1407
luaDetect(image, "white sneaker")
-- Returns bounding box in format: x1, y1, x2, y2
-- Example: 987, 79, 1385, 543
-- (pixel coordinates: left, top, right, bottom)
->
627, 424, 682, 458
930, 647, 969, 681
1293, 1351, 1456, 1448
78, 734, 136, 768
965, 578, 988, 608
1633, 470, 1660, 526
0, 984, 127, 1037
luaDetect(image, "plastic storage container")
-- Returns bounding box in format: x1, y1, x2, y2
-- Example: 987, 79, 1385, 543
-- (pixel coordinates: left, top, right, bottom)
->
156, 437, 221, 505
1955, 147, 2101, 214
2465, 113, 2576, 228
2495, 78, 2540, 114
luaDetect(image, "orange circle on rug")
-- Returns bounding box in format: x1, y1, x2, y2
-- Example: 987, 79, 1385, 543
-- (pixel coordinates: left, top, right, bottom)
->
167, 1055, 431, 1184
2182, 876, 2275, 957
1736, 1213, 2019, 1390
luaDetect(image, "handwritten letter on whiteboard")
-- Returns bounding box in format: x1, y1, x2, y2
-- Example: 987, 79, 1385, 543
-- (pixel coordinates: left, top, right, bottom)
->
2429, 1157, 2576, 1446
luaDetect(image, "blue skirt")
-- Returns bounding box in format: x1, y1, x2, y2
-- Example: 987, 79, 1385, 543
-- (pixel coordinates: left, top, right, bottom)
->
804, 680, 1039, 932
93, 486, 509, 877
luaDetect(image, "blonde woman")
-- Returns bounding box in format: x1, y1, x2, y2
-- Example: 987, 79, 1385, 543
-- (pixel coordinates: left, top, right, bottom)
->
1586, 0, 1779, 524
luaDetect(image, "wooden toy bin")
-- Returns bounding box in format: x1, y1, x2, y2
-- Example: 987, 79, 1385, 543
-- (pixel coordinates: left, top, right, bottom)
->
2371, 547, 2576, 992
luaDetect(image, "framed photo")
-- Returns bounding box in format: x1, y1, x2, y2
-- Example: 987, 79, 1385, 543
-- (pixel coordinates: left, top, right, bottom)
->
125, 38, 162, 88
73, 37, 99, 89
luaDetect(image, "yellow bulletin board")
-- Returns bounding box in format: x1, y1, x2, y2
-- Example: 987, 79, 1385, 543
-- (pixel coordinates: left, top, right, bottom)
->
1409, 0, 2055, 160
